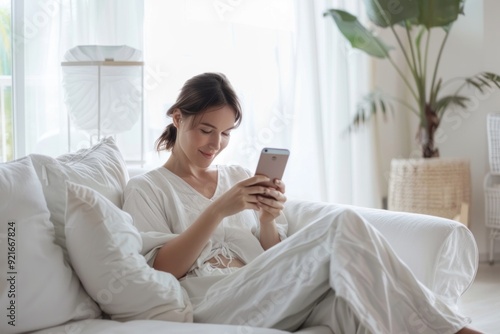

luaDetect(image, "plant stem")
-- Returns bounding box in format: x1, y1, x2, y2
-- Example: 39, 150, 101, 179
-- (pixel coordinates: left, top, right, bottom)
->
430, 29, 451, 106
405, 23, 421, 79
384, 25, 420, 104
371, 0, 419, 104
391, 96, 420, 117
415, 29, 425, 81
424, 29, 431, 107
384, 53, 419, 103
404, 22, 426, 122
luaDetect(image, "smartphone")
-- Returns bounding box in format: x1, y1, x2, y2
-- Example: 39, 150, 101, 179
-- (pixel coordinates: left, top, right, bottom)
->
254, 147, 290, 189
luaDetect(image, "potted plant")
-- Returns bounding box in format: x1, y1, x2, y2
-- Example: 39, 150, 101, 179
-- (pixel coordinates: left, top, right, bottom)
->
324, 0, 500, 221
324, 0, 500, 158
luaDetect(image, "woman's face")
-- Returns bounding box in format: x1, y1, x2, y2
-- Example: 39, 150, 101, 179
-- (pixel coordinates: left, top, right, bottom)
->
175, 105, 237, 168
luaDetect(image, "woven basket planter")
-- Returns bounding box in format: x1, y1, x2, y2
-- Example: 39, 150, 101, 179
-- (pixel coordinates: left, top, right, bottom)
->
485, 113, 500, 263
388, 158, 471, 220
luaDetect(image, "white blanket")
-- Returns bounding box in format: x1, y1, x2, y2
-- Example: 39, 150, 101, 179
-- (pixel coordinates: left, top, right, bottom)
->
181, 207, 470, 333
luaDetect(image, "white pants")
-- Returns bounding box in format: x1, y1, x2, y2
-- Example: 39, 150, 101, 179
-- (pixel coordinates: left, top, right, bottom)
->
181, 208, 470, 333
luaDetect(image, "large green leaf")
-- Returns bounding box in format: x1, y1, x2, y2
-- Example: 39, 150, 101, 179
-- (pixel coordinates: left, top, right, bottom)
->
350, 91, 417, 131
363, 0, 419, 27
465, 72, 500, 92
324, 10, 391, 58
434, 94, 469, 117
434, 72, 500, 116
417, 0, 463, 28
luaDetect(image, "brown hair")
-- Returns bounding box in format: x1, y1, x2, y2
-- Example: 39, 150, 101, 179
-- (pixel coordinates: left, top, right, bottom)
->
155, 72, 242, 152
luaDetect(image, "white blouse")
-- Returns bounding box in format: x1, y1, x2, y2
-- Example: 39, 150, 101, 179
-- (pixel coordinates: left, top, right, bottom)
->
122, 165, 288, 277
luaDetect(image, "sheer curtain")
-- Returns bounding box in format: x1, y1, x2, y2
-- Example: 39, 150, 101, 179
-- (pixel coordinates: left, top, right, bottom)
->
143, 0, 381, 207
142, 0, 296, 167
12, 0, 143, 157
285, 0, 381, 207
12, 0, 381, 208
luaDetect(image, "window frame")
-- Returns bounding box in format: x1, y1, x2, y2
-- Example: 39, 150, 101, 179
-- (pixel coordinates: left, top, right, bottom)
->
12, 0, 25, 159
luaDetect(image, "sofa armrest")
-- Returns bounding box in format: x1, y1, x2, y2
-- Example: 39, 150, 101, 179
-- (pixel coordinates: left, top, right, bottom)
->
283, 200, 478, 304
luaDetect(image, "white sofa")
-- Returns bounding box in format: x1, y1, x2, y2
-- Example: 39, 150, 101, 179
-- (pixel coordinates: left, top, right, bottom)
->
0, 138, 478, 334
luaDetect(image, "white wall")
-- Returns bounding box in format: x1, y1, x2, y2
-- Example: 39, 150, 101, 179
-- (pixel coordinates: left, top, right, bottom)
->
374, 0, 500, 262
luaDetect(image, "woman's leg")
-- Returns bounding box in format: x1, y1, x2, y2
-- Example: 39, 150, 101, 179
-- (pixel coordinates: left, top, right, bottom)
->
301, 290, 371, 334
186, 206, 346, 332
188, 207, 470, 333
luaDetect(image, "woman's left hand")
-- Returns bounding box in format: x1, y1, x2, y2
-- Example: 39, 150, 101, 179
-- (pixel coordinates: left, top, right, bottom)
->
257, 179, 287, 225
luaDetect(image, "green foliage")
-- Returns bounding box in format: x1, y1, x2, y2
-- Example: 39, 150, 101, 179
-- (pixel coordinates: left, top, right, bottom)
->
325, 0, 500, 157
323, 9, 391, 58
415, 0, 463, 28
0, 7, 11, 75
363, 0, 418, 28
0, 5, 13, 161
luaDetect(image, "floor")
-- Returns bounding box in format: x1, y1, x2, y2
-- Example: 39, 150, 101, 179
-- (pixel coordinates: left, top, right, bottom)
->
458, 262, 500, 334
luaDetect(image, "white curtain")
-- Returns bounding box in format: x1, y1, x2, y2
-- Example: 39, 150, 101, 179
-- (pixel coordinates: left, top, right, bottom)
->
142, 0, 296, 167
286, 0, 381, 207
143, 0, 381, 207
13, 0, 381, 208
13, 0, 143, 157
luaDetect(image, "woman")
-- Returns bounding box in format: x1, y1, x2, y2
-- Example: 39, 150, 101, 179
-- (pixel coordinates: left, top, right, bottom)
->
123, 72, 480, 334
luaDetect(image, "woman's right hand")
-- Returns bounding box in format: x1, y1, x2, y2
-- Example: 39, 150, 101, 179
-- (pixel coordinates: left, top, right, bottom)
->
211, 175, 272, 218
153, 175, 272, 278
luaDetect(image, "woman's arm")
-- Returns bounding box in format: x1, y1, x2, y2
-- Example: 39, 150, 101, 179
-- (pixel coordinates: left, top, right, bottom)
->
257, 179, 287, 250
259, 219, 281, 250
153, 203, 224, 278
153, 175, 275, 279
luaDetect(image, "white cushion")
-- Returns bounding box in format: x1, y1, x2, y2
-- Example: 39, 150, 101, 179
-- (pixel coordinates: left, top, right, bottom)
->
30, 136, 129, 255
0, 158, 100, 334
65, 181, 193, 322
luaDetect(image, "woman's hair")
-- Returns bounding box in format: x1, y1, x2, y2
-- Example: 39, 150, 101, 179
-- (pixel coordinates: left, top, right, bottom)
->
155, 72, 242, 152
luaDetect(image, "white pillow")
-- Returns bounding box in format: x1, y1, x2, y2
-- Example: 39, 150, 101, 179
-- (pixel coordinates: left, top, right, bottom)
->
65, 181, 193, 322
0, 158, 101, 334
30, 136, 129, 255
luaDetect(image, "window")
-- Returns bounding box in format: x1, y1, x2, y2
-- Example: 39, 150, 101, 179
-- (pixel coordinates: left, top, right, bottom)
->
0, 0, 12, 162
143, 0, 296, 168
9, 0, 144, 161
6, 0, 376, 205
